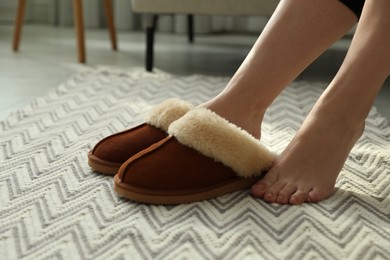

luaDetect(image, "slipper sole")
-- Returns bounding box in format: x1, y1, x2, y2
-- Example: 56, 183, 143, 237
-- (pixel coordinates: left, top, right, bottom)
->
88, 151, 121, 175
114, 174, 260, 205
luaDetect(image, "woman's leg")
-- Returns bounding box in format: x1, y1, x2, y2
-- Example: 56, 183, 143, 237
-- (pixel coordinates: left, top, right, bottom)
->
200, 0, 356, 138
252, 0, 390, 204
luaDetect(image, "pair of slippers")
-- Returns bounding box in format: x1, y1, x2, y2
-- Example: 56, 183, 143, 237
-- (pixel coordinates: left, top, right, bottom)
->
88, 99, 276, 205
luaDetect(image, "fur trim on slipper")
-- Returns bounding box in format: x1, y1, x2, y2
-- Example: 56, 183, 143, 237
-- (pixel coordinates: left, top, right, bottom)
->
168, 107, 276, 178
146, 99, 195, 131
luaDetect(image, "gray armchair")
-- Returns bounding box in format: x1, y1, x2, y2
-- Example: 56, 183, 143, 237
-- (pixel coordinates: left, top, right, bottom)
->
131, 0, 280, 71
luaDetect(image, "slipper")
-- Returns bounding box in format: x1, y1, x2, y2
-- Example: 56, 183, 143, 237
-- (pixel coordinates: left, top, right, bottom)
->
88, 99, 194, 174
114, 107, 276, 204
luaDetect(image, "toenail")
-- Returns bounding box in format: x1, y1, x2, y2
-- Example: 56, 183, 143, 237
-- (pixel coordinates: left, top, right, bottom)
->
277, 196, 284, 203
290, 197, 298, 205
255, 183, 266, 192
265, 192, 274, 200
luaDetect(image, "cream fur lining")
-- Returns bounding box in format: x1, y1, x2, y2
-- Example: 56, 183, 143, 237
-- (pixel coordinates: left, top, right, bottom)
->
146, 99, 194, 131
168, 108, 276, 178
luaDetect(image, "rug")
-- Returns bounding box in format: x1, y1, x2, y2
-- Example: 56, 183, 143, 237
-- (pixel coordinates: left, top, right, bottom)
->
1, 68, 389, 260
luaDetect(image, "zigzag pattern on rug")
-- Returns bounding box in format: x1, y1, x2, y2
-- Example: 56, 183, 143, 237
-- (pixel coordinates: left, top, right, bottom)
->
0, 69, 389, 260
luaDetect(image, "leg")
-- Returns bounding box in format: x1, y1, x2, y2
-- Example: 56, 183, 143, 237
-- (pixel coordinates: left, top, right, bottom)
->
73, 0, 86, 63
201, 0, 356, 138
188, 15, 194, 43
103, 0, 118, 51
252, 0, 390, 204
13, 0, 27, 52
145, 14, 158, 72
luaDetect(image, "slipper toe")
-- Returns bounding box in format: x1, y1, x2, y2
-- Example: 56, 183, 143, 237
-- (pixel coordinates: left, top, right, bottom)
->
120, 137, 237, 190
88, 98, 194, 175
88, 124, 167, 175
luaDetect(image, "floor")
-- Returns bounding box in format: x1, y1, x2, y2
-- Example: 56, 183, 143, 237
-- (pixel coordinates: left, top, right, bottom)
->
0, 24, 389, 121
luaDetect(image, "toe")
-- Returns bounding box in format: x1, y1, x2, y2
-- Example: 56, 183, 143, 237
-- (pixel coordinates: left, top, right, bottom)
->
276, 184, 298, 204
307, 187, 334, 203
251, 170, 279, 198
289, 189, 308, 205
251, 182, 268, 198
264, 181, 287, 203
307, 191, 320, 203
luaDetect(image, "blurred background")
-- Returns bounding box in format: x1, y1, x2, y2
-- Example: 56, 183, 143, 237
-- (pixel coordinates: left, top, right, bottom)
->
0, 0, 388, 121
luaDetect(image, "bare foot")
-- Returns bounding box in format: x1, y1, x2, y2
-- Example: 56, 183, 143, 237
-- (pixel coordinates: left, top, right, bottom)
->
251, 105, 364, 205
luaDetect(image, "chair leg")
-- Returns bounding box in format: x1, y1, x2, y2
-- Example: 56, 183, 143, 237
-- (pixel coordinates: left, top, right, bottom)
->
145, 15, 158, 72
72, 0, 86, 63
187, 14, 194, 43
13, 0, 27, 51
103, 0, 117, 51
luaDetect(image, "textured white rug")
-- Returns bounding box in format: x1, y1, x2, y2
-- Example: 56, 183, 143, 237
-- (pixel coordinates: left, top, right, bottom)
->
1, 68, 389, 260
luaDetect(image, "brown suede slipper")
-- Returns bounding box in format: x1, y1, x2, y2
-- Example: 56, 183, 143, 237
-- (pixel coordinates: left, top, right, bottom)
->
88, 99, 194, 174
114, 107, 276, 204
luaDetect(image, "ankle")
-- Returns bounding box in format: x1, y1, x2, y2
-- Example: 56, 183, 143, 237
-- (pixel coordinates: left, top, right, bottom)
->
314, 105, 365, 139
200, 98, 265, 139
